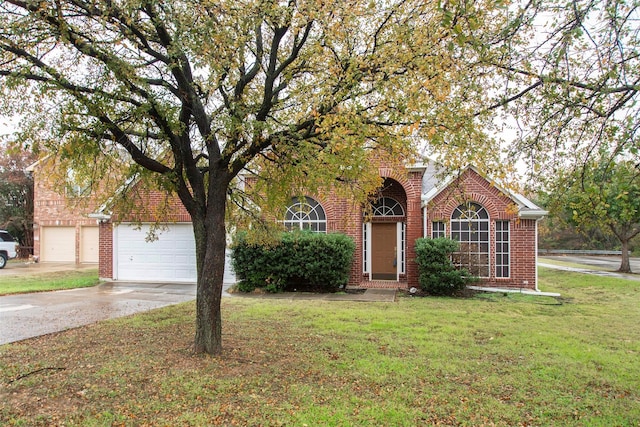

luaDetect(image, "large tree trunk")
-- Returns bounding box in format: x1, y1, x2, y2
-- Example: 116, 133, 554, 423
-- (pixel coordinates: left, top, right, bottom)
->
192, 174, 228, 355
619, 238, 631, 273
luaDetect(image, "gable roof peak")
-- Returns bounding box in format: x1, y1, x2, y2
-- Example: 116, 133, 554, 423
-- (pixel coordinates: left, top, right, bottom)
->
419, 160, 548, 220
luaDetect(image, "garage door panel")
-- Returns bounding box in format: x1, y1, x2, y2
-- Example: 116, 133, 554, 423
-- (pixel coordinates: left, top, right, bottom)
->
80, 226, 99, 263
175, 254, 192, 263
115, 224, 197, 283
41, 227, 76, 262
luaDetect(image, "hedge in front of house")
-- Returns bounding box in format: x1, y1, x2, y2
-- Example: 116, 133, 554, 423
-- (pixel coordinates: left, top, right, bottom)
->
231, 231, 355, 293
414, 237, 476, 296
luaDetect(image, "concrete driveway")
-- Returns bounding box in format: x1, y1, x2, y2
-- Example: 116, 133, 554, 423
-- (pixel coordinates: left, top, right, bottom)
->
1, 256, 237, 345
0, 281, 202, 345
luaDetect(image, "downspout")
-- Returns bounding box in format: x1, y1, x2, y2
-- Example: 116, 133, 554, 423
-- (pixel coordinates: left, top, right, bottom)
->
422, 205, 427, 238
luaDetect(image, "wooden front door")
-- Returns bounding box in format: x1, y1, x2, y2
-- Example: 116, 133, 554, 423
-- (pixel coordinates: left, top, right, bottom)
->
371, 223, 397, 280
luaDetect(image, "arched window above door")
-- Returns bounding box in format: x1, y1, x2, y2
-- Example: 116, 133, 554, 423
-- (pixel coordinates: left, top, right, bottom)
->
371, 197, 404, 217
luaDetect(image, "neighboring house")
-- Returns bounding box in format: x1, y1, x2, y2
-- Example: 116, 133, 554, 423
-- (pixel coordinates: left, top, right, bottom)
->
27, 158, 100, 264
89, 159, 547, 291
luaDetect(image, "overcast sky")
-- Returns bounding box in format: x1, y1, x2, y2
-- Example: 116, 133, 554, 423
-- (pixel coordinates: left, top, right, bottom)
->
0, 115, 19, 136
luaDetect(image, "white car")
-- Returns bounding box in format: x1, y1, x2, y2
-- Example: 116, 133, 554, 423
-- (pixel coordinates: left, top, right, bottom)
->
0, 230, 19, 269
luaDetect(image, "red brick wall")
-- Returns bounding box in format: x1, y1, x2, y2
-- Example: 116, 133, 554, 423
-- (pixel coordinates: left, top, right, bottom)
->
113, 186, 190, 222
32, 160, 100, 263
426, 168, 539, 289
310, 164, 424, 289
98, 221, 113, 279
92, 162, 540, 290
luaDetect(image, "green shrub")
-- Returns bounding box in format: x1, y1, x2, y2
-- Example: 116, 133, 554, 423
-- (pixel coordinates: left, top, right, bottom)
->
414, 237, 476, 296
231, 231, 355, 293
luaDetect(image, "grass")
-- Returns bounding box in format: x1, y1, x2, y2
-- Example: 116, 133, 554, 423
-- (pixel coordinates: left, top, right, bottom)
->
0, 269, 99, 295
1, 267, 639, 426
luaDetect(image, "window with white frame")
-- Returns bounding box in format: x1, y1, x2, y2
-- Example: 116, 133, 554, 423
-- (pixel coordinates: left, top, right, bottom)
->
65, 168, 91, 197
450, 202, 490, 277
362, 223, 368, 273
371, 197, 404, 216
432, 221, 446, 238
283, 196, 327, 232
495, 220, 510, 278
400, 222, 406, 273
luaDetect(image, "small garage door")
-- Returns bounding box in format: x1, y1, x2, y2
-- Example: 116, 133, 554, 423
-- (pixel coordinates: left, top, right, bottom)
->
80, 226, 99, 263
114, 223, 196, 283
41, 226, 76, 262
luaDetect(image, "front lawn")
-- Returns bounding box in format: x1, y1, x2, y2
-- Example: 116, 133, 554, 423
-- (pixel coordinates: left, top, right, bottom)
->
1, 267, 638, 426
0, 269, 99, 295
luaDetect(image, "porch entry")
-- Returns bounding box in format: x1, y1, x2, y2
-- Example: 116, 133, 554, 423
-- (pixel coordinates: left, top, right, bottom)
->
371, 223, 397, 280
363, 195, 406, 281
364, 220, 406, 281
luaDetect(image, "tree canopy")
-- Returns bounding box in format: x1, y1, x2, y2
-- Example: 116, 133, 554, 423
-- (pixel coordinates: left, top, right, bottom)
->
5, 0, 634, 353
0, 0, 511, 354
492, 0, 640, 180
547, 156, 640, 272
0, 145, 35, 249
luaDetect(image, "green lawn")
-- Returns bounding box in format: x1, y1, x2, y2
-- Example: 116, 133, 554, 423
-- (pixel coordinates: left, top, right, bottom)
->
0, 269, 99, 295
1, 267, 639, 426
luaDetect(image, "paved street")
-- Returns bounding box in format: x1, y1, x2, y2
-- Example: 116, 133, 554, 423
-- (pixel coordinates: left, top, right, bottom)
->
539, 255, 640, 281
540, 255, 640, 272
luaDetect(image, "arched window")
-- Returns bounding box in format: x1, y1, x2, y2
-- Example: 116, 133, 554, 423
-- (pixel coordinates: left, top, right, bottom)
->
450, 202, 490, 277
371, 197, 404, 216
283, 196, 327, 232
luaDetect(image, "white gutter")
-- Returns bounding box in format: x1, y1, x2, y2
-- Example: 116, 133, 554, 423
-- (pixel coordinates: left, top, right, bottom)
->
518, 209, 549, 220
88, 213, 112, 223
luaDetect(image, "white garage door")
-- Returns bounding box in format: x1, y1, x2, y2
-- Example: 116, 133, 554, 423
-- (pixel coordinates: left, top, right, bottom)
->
80, 226, 99, 263
41, 226, 76, 262
114, 223, 197, 283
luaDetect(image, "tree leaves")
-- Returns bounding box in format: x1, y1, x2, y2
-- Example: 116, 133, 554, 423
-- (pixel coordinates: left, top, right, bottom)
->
546, 155, 640, 272
0, 0, 517, 354
494, 0, 640, 181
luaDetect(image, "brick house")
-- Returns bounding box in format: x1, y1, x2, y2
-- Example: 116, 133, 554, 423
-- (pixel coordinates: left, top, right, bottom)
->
89, 159, 547, 291
27, 158, 100, 264
268, 161, 546, 290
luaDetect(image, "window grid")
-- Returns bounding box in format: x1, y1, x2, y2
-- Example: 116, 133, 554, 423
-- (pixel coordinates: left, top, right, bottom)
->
371, 197, 405, 216
432, 221, 446, 239
283, 196, 327, 233
450, 202, 490, 278
495, 220, 510, 278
